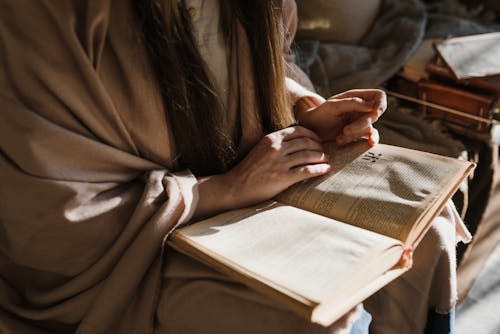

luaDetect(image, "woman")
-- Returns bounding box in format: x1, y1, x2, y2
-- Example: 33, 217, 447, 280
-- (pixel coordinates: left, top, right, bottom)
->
0, 1, 462, 333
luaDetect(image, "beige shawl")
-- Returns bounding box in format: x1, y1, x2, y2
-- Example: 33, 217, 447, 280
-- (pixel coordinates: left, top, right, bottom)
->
0, 1, 466, 334
0, 1, 310, 333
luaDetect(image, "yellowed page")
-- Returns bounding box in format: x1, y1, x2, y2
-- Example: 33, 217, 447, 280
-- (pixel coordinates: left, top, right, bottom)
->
171, 202, 402, 306
277, 142, 472, 241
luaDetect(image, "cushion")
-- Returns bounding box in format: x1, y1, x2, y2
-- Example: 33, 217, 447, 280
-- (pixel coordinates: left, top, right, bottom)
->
296, 0, 381, 44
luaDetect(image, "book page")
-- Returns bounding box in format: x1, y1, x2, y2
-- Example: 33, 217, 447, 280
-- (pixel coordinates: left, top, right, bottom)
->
171, 203, 402, 305
400, 38, 442, 82
436, 32, 500, 79
277, 142, 470, 241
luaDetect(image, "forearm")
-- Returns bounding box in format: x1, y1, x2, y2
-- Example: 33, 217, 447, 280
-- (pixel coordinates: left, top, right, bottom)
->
192, 173, 240, 220
284, 77, 325, 128
293, 94, 325, 128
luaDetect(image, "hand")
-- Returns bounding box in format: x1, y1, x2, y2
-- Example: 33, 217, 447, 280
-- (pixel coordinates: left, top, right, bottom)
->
194, 126, 331, 218
295, 89, 387, 146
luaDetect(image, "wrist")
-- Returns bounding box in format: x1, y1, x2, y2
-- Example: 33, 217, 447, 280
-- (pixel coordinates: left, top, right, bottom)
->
294, 95, 325, 128
193, 172, 239, 220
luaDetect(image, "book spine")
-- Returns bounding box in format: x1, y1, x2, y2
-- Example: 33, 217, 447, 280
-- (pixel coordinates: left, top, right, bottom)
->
426, 63, 500, 98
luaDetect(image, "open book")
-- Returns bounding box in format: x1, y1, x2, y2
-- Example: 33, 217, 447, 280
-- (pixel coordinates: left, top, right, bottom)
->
168, 141, 474, 326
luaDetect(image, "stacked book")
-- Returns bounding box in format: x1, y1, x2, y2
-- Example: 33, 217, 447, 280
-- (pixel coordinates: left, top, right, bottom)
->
400, 32, 500, 134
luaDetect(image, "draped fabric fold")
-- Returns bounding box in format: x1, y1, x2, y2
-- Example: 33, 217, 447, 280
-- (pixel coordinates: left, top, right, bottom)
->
0, 1, 464, 334
0, 0, 306, 332
0, 1, 199, 333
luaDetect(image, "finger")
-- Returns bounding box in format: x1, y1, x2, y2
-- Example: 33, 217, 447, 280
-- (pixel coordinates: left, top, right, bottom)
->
332, 89, 387, 115
368, 127, 379, 146
324, 97, 373, 115
283, 137, 324, 155
342, 115, 373, 138
278, 125, 322, 143
285, 150, 330, 169
332, 89, 383, 102
371, 95, 387, 118
336, 125, 378, 146
288, 163, 331, 184
377, 91, 387, 113
336, 119, 373, 146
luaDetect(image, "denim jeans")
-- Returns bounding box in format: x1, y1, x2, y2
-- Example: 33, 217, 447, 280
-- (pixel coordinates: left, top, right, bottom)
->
351, 308, 455, 334
350, 309, 372, 334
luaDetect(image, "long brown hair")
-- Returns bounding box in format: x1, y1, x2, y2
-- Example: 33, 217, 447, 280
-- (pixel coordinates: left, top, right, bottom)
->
134, 0, 292, 176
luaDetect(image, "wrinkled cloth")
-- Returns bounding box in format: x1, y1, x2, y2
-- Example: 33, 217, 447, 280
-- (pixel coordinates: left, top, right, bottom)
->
0, 1, 202, 333
294, 0, 499, 97
376, 99, 467, 158
156, 250, 365, 334
294, 0, 500, 314
295, 0, 426, 96
0, 1, 342, 333
0, 1, 470, 334
292, 1, 479, 332
365, 202, 470, 334
457, 148, 500, 302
